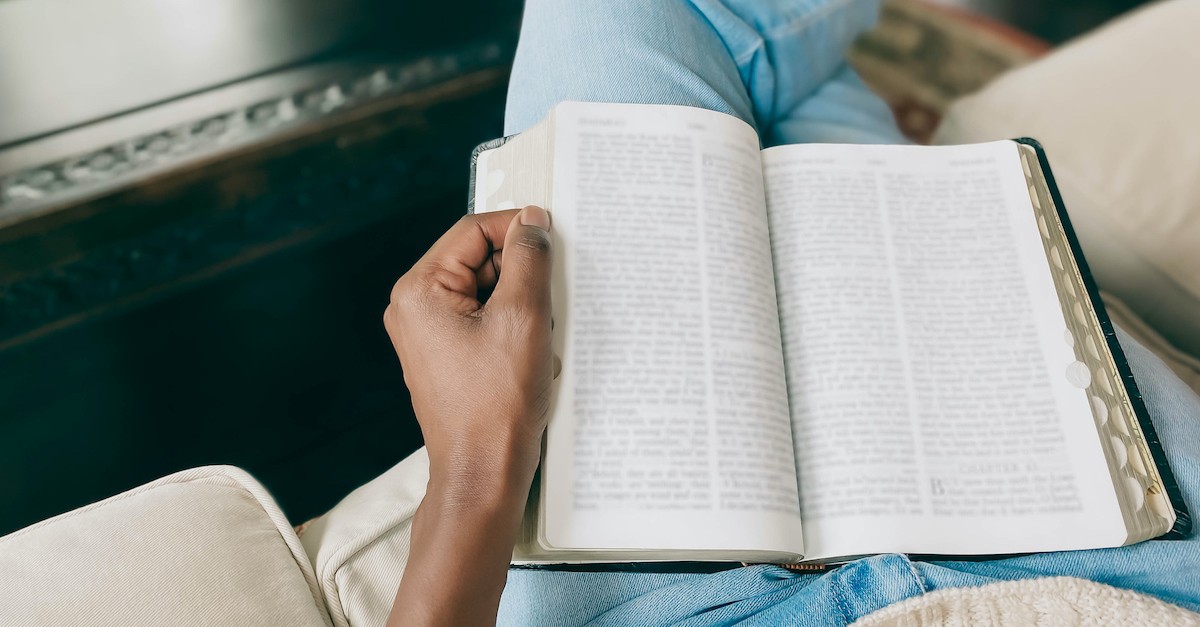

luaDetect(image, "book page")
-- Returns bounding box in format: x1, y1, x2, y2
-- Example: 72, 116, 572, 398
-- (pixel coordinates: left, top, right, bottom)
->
763, 141, 1124, 559
542, 102, 804, 554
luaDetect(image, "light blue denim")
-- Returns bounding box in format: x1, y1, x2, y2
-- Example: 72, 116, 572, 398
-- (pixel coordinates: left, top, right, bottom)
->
498, 0, 1200, 623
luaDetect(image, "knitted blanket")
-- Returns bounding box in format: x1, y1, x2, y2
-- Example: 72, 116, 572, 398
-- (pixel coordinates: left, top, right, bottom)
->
853, 577, 1200, 626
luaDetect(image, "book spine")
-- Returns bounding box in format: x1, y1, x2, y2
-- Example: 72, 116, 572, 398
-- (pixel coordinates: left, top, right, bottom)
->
466, 135, 516, 215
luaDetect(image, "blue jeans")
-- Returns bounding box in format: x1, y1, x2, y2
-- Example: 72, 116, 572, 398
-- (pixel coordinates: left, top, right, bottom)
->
498, 1, 1200, 624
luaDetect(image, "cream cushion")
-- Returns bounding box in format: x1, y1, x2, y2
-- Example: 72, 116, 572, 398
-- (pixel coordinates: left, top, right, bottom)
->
301, 447, 429, 627
934, 0, 1200, 361
0, 466, 330, 627
851, 576, 1200, 626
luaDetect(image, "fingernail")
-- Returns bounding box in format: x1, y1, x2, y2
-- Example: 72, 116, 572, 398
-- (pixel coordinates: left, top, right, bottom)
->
520, 205, 551, 231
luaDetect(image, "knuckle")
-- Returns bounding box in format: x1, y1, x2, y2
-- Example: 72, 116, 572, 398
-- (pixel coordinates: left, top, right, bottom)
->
458, 213, 486, 231
389, 273, 428, 316
382, 305, 405, 349
383, 303, 404, 329
389, 272, 414, 305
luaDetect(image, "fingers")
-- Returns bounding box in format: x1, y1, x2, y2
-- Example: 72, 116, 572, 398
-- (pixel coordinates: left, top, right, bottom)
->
473, 248, 502, 293
425, 209, 518, 267
488, 206, 553, 314
412, 209, 521, 293
420, 206, 518, 271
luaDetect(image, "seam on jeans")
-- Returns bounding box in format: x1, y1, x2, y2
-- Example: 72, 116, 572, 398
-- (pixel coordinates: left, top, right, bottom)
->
689, 0, 764, 70
734, 39, 764, 66
831, 572, 854, 625
727, 0, 860, 66
684, 0, 763, 102
762, 0, 858, 41
904, 556, 928, 594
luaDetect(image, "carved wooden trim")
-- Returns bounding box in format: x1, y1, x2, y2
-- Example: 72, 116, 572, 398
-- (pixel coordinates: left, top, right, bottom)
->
0, 48, 514, 350
0, 41, 511, 222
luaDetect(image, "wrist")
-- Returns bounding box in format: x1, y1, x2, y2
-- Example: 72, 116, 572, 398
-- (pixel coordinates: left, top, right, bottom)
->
425, 439, 540, 514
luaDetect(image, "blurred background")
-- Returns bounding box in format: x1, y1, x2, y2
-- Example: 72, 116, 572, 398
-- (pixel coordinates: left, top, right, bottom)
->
945, 0, 1154, 42
0, 0, 1156, 535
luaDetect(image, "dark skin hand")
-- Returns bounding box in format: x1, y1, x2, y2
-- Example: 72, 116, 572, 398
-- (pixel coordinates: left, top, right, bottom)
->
384, 206, 554, 626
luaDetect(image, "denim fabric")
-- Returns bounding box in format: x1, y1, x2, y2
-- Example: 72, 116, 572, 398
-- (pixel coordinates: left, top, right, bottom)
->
498, 0, 1200, 623
503, 0, 907, 146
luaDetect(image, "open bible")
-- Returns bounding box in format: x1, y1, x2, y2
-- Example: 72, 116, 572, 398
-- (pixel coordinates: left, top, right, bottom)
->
468, 101, 1191, 565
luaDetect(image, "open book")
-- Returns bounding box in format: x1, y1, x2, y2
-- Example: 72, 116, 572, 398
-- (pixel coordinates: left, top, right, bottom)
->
468, 101, 1191, 564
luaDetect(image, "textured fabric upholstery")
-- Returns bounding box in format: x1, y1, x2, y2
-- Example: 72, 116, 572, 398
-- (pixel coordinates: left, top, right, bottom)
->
851, 576, 1200, 626
300, 447, 429, 627
0, 466, 330, 627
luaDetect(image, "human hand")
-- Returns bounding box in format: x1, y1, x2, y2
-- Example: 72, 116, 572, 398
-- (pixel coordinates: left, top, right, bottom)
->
384, 206, 554, 502
385, 206, 555, 626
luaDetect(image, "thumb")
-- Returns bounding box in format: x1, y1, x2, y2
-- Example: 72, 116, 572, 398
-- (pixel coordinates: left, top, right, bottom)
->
489, 205, 553, 313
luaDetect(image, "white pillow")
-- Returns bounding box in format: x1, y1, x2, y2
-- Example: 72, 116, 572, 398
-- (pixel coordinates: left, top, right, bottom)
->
934, 0, 1200, 361
300, 447, 429, 627
0, 466, 330, 627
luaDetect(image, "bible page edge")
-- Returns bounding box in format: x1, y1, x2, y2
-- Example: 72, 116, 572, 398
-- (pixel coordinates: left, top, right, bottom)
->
469, 113, 558, 555
1017, 141, 1179, 542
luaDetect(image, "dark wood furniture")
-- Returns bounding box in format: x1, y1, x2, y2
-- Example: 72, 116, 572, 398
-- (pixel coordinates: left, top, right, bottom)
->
0, 1, 522, 535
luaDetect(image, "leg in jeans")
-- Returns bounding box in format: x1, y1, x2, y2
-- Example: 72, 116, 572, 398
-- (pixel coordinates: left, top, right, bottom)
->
502, 0, 907, 146
498, 1, 1200, 623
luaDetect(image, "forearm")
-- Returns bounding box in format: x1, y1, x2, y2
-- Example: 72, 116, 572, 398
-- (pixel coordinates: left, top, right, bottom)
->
388, 450, 537, 626
384, 205, 553, 625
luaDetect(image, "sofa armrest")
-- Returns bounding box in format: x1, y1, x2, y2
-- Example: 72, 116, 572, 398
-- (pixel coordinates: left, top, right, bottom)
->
0, 466, 330, 626
300, 447, 429, 627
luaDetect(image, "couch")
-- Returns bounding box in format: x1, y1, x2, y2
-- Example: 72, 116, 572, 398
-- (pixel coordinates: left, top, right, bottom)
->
3, 1, 1198, 624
